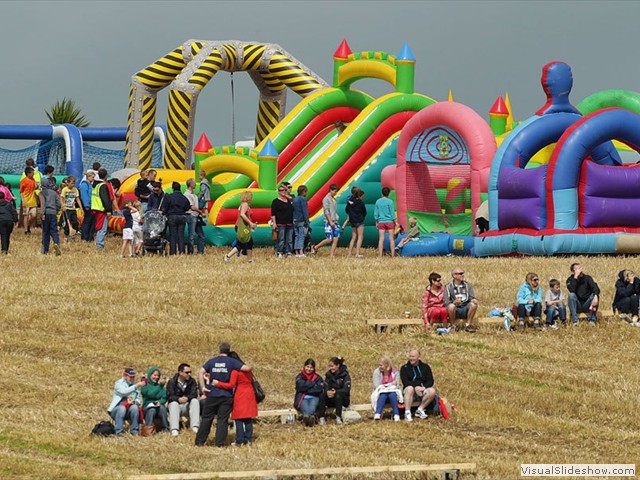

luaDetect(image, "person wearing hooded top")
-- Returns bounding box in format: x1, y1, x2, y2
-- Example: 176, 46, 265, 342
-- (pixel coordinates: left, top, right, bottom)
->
141, 366, 169, 432
613, 269, 640, 325
0, 191, 18, 254
39, 177, 61, 255
566, 262, 600, 325
162, 182, 191, 255
294, 358, 325, 427
316, 356, 351, 425
400, 348, 436, 422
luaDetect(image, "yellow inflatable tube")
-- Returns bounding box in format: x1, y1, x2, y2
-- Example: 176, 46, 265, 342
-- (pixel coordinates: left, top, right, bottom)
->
199, 155, 260, 182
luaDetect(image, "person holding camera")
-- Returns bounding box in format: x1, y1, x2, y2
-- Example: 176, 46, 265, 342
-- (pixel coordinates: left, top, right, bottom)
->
107, 368, 145, 435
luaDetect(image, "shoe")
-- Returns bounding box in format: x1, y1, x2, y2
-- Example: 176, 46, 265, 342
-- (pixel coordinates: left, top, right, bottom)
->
588, 321, 596, 327
303, 415, 310, 427
308, 416, 316, 427
311, 246, 317, 255
276, 253, 283, 258
355, 254, 363, 258
393, 414, 401, 422
548, 323, 558, 330
373, 413, 381, 420
317, 417, 326, 426
53, 244, 61, 256
631, 322, 640, 328
223, 254, 230, 263
335, 416, 343, 425
192, 427, 199, 433
632, 316, 639, 323
464, 324, 477, 333
572, 320, 579, 326
533, 319, 541, 330
405, 412, 412, 422
415, 408, 428, 419
171, 429, 179, 437
517, 319, 525, 331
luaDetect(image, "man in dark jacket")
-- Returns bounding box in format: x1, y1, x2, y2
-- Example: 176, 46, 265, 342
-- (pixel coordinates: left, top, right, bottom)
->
0, 191, 18, 254
400, 349, 436, 422
92, 168, 113, 251
566, 262, 600, 325
162, 182, 191, 255
166, 363, 200, 436
612, 269, 640, 324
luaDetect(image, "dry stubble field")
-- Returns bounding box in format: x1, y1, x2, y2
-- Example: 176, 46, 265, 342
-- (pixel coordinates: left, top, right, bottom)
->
1, 232, 639, 480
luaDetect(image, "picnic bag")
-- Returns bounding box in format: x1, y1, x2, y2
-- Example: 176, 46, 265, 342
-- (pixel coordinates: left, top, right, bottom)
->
140, 424, 156, 437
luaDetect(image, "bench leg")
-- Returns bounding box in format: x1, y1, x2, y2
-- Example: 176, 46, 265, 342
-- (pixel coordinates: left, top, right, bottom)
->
441, 469, 461, 480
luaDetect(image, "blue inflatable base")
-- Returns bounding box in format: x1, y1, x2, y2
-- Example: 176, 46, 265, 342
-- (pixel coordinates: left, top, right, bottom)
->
389, 233, 474, 256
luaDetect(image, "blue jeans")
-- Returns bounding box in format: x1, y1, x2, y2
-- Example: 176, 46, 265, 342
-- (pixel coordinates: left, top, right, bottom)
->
186, 215, 205, 254
234, 419, 253, 445
95, 213, 108, 249
375, 392, 399, 415
167, 214, 186, 255
298, 396, 319, 416
294, 221, 307, 251
276, 225, 293, 255
568, 292, 597, 323
41, 213, 60, 254
110, 404, 140, 435
144, 405, 169, 431
545, 303, 567, 324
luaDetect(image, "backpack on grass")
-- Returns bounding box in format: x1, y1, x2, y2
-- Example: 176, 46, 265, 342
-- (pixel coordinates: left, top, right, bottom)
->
91, 420, 115, 436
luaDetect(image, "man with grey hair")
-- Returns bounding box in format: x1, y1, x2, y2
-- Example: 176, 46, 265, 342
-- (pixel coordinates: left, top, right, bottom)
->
400, 348, 435, 422
184, 178, 205, 254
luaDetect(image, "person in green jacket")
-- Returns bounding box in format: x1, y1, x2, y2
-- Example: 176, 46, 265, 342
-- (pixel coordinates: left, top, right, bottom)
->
141, 366, 168, 431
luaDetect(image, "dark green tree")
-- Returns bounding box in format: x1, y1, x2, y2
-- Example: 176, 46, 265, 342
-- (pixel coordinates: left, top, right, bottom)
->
45, 98, 90, 127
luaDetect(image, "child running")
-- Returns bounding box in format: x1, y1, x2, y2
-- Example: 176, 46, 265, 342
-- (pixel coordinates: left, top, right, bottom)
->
120, 200, 134, 258
131, 200, 144, 256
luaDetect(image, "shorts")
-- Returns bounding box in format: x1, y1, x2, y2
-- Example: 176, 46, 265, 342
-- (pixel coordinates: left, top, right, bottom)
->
350, 222, 364, 228
377, 221, 395, 231
23, 206, 36, 216
454, 303, 471, 319
324, 221, 340, 240
133, 229, 143, 245
122, 228, 133, 240
403, 386, 430, 402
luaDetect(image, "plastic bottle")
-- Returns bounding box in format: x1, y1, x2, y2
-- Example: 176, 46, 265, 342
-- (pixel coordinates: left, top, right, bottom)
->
286, 409, 295, 425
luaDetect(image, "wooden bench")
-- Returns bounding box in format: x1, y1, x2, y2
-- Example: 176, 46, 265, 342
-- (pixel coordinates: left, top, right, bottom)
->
258, 403, 372, 423
366, 317, 502, 333
128, 462, 477, 480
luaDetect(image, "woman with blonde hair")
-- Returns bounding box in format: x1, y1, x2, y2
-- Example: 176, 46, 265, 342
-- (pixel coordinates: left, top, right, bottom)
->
516, 272, 543, 330
370, 356, 403, 421
224, 191, 257, 263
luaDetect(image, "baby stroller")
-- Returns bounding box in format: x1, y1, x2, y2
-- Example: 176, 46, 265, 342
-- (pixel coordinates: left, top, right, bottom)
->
142, 209, 167, 255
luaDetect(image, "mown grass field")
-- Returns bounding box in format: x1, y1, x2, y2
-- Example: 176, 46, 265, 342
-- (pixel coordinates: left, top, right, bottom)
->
1, 232, 639, 479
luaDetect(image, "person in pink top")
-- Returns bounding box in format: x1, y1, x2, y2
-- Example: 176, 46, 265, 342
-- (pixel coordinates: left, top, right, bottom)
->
422, 272, 449, 332
211, 351, 258, 445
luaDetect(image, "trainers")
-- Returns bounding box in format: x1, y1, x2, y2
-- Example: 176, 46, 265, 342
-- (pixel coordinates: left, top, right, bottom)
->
53, 244, 61, 256
311, 246, 317, 255
588, 321, 596, 327
373, 413, 381, 420
415, 408, 428, 419
405, 412, 412, 422
317, 417, 326, 426
393, 414, 401, 422
192, 427, 199, 433
548, 323, 558, 330
464, 324, 477, 333
303, 415, 311, 427
223, 254, 230, 263
517, 319, 525, 331
533, 319, 541, 330
171, 429, 179, 437
335, 416, 343, 425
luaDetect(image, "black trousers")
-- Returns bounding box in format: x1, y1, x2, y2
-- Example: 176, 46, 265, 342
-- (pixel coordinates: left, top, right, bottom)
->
81, 208, 96, 241
317, 392, 350, 419
615, 296, 639, 316
195, 396, 233, 447
0, 220, 13, 253
517, 302, 542, 319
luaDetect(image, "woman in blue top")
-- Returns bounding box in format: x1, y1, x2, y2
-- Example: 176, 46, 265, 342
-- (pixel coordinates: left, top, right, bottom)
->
516, 272, 543, 330
374, 187, 397, 257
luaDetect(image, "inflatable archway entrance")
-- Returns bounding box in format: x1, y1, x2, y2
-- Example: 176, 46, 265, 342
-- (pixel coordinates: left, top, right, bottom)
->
125, 40, 328, 170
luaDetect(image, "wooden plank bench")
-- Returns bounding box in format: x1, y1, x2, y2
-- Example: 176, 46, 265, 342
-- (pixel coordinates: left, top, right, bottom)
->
366, 317, 502, 333
258, 403, 372, 423
128, 462, 477, 480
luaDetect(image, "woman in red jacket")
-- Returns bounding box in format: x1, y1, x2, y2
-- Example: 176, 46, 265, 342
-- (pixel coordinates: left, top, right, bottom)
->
212, 351, 258, 445
422, 272, 449, 332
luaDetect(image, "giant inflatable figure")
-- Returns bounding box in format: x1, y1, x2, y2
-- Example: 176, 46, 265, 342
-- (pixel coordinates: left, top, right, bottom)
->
476, 62, 640, 256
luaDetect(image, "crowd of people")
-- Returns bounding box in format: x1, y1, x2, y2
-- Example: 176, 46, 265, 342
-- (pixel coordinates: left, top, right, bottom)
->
421, 262, 640, 332
107, 343, 446, 446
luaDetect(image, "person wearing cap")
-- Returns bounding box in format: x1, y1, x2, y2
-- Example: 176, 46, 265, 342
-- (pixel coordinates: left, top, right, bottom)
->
195, 342, 252, 447
311, 183, 341, 257
443, 268, 479, 332
162, 181, 191, 255
107, 368, 146, 435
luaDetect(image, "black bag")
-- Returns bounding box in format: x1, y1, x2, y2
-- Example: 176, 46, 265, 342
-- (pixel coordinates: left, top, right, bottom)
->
91, 420, 115, 436
252, 374, 265, 403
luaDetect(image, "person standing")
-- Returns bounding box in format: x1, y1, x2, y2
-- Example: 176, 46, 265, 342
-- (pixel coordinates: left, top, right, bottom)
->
311, 184, 341, 257
107, 368, 145, 436
195, 342, 252, 447
19, 166, 38, 235
39, 177, 61, 255
443, 268, 479, 332
78, 171, 95, 241
91, 168, 113, 251
374, 187, 397, 257
198, 169, 211, 211
224, 191, 257, 263
212, 351, 258, 445
271, 184, 294, 257
183, 178, 205, 255
59, 175, 82, 242
162, 182, 191, 255
292, 185, 309, 257
344, 188, 367, 258
166, 363, 200, 436
566, 262, 600, 325
0, 191, 18, 254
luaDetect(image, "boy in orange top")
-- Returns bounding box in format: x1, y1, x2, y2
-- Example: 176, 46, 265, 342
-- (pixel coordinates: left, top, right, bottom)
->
19, 167, 38, 235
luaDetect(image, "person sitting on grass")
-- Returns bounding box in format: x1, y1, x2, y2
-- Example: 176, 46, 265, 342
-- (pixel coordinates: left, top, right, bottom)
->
317, 356, 351, 426
294, 358, 325, 427
141, 366, 169, 432
613, 269, 640, 325
395, 217, 419, 252
400, 348, 436, 422
107, 368, 145, 436
545, 278, 566, 329
422, 272, 449, 332
516, 272, 543, 330
371, 356, 403, 422
443, 268, 479, 332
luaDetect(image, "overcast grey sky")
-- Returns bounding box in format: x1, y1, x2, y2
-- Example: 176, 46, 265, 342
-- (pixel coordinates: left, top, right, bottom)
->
2, 1, 639, 147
